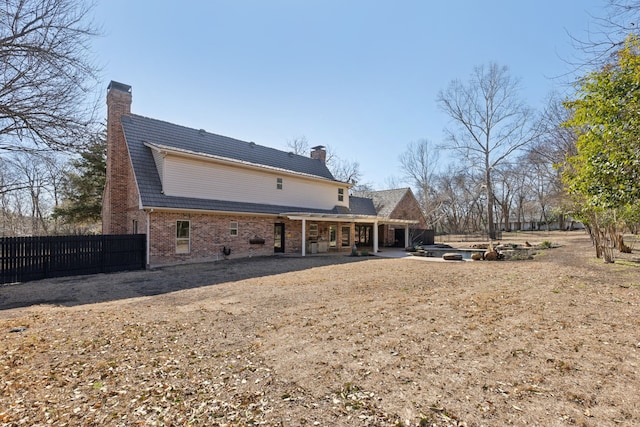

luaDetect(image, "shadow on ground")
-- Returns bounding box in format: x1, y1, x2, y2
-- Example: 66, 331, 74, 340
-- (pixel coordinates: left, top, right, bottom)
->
0, 255, 374, 311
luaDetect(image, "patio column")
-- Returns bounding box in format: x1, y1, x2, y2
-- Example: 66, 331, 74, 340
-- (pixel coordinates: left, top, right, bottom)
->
301, 218, 306, 257
405, 224, 409, 248
373, 220, 379, 253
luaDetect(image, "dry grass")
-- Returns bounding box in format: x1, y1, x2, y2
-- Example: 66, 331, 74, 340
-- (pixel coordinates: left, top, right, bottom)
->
1, 231, 639, 426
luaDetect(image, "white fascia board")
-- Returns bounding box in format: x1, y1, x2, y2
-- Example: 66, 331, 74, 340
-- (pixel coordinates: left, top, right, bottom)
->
283, 213, 419, 224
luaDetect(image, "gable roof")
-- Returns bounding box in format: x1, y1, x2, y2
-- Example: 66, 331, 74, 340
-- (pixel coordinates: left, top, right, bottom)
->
352, 188, 412, 218
122, 114, 336, 180
120, 114, 357, 216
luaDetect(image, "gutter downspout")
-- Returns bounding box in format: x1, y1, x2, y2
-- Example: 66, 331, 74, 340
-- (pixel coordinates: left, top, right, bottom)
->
146, 210, 151, 268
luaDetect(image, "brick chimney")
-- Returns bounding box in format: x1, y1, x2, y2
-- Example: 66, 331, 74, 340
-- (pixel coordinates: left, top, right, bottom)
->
103, 81, 132, 234
310, 145, 326, 163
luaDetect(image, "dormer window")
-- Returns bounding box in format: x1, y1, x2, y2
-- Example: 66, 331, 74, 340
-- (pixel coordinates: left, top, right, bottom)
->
276, 177, 283, 190
338, 188, 344, 202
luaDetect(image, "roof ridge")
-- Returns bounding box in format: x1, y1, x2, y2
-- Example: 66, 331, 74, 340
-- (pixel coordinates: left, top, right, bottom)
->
128, 113, 256, 147
127, 113, 326, 164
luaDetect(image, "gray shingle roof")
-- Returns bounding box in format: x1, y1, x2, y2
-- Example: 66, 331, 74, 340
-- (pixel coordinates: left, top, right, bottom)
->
347, 196, 378, 216
120, 114, 357, 216
352, 188, 410, 218
122, 114, 335, 179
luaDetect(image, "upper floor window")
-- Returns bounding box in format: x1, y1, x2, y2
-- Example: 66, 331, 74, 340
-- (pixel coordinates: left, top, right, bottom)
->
338, 188, 344, 202
276, 177, 283, 190
176, 220, 190, 254
230, 221, 238, 236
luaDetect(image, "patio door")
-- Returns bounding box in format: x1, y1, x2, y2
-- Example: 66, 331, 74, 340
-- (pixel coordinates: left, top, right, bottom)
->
329, 225, 337, 248
274, 223, 285, 253
355, 225, 372, 245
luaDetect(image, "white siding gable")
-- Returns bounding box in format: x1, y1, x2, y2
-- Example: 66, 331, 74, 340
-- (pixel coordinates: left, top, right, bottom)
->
161, 154, 348, 210
151, 149, 165, 192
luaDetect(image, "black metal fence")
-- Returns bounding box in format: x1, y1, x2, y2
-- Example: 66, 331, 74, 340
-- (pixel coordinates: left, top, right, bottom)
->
437, 231, 503, 243
0, 234, 146, 284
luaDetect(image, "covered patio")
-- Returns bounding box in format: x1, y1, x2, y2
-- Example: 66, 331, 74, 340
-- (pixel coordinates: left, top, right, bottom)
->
283, 212, 419, 256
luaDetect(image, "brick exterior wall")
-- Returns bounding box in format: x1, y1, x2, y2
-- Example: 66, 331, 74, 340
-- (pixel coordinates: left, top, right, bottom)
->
148, 212, 306, 265
382, 191, 428, 247
146, 213, 354, 266
103, 83, 136, 235
390, 191, 428, 228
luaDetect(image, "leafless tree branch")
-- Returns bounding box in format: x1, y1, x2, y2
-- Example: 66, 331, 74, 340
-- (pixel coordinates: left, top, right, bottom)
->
0, 0, 101, 154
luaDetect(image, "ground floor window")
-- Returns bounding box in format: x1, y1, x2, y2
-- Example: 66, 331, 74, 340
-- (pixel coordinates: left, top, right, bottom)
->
274, 223, 284, 253
355, 225, 372, 245
309, 223, 318, 238
176, 220, 190, 254
230, 221, 238, 236
341, 226, 350, 247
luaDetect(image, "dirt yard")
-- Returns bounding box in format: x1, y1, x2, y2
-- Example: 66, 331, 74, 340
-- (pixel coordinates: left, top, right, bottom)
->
1, 230, 639, 426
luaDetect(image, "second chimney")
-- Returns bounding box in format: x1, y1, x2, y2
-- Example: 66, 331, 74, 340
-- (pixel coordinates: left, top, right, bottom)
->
310, 145, 326, 163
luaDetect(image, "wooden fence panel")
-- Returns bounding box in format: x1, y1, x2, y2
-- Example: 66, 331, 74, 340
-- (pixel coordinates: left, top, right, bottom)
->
0, 235, 146, 284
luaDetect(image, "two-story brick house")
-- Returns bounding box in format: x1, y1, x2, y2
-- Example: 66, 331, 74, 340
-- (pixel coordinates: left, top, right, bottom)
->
103, 81, 425, 266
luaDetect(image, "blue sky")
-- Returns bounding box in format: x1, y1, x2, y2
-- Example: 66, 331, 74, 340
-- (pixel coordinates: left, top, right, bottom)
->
93, 1, 606, 189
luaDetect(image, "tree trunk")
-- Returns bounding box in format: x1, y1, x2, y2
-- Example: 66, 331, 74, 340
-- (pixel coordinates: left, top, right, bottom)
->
486, 166, 496, 240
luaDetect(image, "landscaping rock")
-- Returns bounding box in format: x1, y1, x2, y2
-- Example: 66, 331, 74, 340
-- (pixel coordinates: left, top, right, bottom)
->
442, 253, 464, 261
484, 250, 499, 261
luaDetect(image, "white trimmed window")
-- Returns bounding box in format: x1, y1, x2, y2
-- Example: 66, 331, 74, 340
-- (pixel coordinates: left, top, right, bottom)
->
276, 177, 283, 190
176, 220, 190, 254
338, 188, 344, 202
230, 221, 238, 236
309, 223, 318, 238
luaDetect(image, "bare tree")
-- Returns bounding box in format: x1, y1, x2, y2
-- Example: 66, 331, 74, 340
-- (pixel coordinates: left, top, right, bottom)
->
435, 168, 485, 234
383, 176, 404, 189
0, 0, 100, 154
287, 136, 361, 185
0, 157, 29, 195
492, 164, 521, 232
569, 0, 640, 70
437, 62, 542, 239
399, 139, 443, 226
528, 92, 579, 229
329, 157, 361, 185
285, 136, 310, 155
530, 92, 578, 165
5, 152, 64, 234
